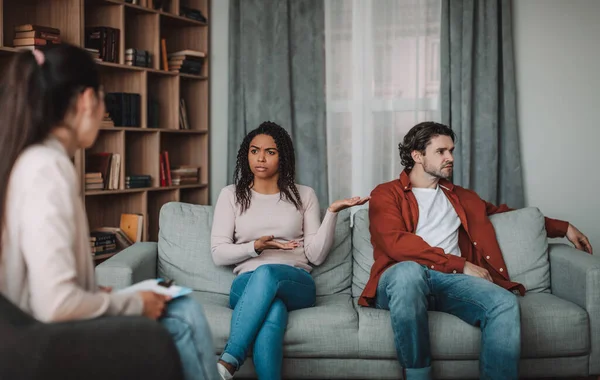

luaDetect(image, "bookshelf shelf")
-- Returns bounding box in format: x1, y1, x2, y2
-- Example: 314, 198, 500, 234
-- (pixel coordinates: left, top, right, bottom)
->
86, 183, 207, 196
93, 251, 119, 261
160, 12, 207, 27
0, 0, 211, 251
180, 73, 208, 80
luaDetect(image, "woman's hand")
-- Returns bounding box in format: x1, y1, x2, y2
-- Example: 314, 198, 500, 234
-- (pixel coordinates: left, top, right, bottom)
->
254, 235, 299, 253
328, 196, 370, 213
139, 291, 170, 320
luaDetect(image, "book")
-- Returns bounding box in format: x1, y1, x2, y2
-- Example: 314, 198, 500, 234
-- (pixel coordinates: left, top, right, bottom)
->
116, 278, 192, 299
120, 213, 144, 243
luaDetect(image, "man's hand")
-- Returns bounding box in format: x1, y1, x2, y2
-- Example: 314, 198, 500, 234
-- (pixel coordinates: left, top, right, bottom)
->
566, 223, 593, 254
463, 262, 493, 282
254, 235, 299, 253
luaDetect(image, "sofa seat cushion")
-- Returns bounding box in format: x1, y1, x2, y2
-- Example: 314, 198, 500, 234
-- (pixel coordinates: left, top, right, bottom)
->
191, 292, 359, 358
356, 292, 589, 360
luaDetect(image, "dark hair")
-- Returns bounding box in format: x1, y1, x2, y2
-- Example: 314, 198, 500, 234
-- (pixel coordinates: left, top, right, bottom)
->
233, 121, 302, 213
0, 44, 101, 258
398, 121, 457, 168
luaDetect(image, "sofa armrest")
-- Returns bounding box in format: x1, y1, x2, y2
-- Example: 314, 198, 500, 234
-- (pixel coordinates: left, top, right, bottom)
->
549, 243, 600, 375
95, 242, 158, 290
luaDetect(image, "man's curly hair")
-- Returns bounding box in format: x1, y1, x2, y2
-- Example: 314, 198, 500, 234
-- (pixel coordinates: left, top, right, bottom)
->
398, 122, 456, 168
233, 121, 302, 213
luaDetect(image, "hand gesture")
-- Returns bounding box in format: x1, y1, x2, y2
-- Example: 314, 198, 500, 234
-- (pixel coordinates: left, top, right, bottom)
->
566, 223, 593, 254
254, 235, 299, 253
328, 196, 370, 213
139, 291, 170, 320
463, 262, 493, 282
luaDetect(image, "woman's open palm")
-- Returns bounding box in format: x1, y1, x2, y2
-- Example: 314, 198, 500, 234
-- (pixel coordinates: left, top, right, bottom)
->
328, 196, 370, 213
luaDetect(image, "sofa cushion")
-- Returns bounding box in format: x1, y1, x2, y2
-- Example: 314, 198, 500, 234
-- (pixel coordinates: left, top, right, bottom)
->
489, 207, 550, 293
191, 292, 359, 358
157, 202, 235, 295
311, 209, 353, 296
351, 209, 374, 298
356, 292, 589, 360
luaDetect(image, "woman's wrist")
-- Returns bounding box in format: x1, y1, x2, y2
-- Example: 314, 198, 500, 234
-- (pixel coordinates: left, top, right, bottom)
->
253, 240, 263, 255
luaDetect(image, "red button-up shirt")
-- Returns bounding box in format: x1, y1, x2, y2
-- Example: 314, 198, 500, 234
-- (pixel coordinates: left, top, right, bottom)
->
358, 170, 569, 307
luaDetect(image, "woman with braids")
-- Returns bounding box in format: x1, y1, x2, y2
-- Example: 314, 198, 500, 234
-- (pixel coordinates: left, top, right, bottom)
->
211, 121, 369, 380
0, 44, 219, 380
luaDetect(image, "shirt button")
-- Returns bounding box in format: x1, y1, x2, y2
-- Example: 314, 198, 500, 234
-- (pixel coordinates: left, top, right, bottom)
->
500, 268, 504, 272
473, 242, 478, 246
431, 265, 434, 269
486, 256, 490, 260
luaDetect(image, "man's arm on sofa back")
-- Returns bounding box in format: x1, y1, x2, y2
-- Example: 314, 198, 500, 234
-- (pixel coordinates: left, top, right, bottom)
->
96, 242, 159, 290
550, 243, 600, 375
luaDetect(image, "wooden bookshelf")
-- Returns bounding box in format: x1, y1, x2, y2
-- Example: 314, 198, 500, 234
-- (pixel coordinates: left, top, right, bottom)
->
0, 0, 211, 244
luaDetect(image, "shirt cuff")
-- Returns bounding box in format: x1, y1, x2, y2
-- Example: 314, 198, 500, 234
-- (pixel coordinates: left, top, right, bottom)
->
246, 241, 259, 257
446, 255, 466, 274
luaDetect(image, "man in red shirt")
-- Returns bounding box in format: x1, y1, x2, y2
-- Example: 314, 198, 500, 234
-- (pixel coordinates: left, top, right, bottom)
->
359, 122, 592, 380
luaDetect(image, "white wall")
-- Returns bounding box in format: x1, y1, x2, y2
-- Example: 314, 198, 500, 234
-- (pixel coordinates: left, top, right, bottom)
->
210, 0, 230, 204
514, 0, 600, 253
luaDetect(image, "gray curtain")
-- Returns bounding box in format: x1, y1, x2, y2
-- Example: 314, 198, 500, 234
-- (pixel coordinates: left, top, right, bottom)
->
228, 0, 328, 204
441, 0, 524, 208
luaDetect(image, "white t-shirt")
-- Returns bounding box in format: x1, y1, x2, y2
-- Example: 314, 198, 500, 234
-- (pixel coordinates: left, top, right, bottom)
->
412, 186, 462, 257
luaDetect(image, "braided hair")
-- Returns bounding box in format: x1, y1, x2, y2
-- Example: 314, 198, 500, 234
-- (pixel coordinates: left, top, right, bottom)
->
233, 121, 302, 213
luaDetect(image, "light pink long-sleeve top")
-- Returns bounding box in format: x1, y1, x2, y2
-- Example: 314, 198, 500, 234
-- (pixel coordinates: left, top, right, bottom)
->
211, 185, 338, 275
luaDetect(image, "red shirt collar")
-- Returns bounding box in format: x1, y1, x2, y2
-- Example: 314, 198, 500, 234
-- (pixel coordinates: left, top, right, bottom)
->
399, 169, 455, 192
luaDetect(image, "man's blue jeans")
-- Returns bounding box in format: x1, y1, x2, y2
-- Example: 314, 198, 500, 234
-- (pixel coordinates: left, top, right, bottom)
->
375, 261, 520, 380
160, 296, 220, 380
220, 264, 316, 380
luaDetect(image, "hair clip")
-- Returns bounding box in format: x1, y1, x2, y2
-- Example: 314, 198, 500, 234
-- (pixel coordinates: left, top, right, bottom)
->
32, 49, 45, 66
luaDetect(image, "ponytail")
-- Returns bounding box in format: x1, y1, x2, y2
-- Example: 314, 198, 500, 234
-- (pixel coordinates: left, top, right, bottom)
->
0, 44, 100, 258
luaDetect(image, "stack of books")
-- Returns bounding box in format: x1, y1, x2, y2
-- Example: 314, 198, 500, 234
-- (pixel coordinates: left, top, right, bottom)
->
179, 98, 190, 130
168, 50, 205, 75
101, 112, 115, 128
125, 48, 152, 68
105, 93, 141, 127
85, 172, 104, 191
13, 24, 61, 50
171, 166, 200, 185
85, 26, 120, 63
86, 48, 101, 62
92, 227, 133, 250
86, 152, 121, 190
126, 175, 152, 189
180, 6, 207, 22
90, 231, 117, 256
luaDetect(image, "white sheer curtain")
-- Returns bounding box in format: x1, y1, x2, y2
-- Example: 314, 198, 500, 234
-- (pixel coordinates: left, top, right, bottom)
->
325, 0, 442, 202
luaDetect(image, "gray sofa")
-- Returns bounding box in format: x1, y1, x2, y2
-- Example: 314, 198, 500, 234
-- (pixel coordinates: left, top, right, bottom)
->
96, 202, 600, 379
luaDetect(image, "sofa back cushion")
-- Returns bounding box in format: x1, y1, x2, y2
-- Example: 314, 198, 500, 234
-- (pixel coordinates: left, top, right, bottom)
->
158, 202, 235, 295
157, 202, 353, 296
489, 207, 550, 293
351, 209, 374, 298
312, 209, 353, 296
351, 207, 551, 296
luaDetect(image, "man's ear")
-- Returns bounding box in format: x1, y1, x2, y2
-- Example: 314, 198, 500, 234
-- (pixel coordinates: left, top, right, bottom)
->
411, 150, 422, 165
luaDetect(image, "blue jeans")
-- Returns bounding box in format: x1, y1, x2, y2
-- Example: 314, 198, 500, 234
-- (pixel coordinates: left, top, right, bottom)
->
376, 261, 520, 380
220, 264, 316, 380
160, 296, 219, 380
